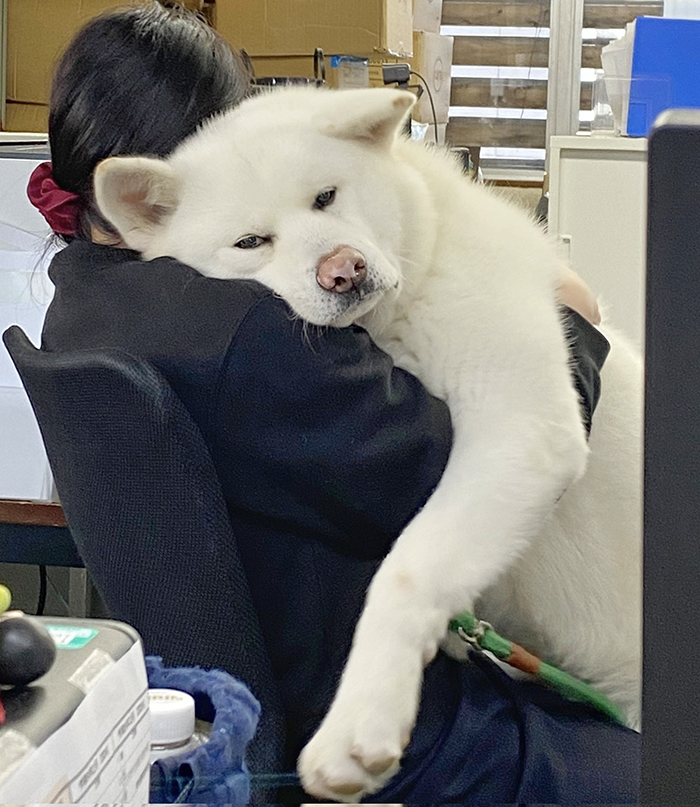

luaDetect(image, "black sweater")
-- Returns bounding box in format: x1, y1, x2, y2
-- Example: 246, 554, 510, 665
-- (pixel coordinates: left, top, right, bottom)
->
41, 238, 610, 762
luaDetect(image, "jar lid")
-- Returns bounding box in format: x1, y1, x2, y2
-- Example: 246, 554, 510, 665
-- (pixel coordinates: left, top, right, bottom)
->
148, 688, 195, 745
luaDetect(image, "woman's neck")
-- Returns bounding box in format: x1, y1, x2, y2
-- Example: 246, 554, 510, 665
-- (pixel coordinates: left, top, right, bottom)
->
90, 224, 127, 248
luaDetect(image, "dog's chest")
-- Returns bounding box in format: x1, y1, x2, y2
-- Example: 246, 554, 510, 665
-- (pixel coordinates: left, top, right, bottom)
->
363, 293, 465, 401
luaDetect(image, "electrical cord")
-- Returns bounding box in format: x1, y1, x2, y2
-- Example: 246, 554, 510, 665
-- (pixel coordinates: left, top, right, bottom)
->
37, 565, 47, 616
410, 70, 441, 145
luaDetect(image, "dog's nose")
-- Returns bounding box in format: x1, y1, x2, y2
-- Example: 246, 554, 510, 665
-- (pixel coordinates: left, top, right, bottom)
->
316, 247, 367, 293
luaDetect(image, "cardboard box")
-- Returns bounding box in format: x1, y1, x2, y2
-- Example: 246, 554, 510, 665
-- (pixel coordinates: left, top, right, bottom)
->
216, 0, 413, 59
3, 1, 205, 126
410, 30, 453, 123
7, 1, 135, 106
413, 0, 443, 34
4, 102, 49, 133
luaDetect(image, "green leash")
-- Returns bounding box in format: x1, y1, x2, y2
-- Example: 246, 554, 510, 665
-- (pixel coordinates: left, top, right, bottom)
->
449, 612, 626, 725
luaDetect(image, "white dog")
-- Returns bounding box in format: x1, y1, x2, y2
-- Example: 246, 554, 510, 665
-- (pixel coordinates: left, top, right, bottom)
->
94, 87, 642, 801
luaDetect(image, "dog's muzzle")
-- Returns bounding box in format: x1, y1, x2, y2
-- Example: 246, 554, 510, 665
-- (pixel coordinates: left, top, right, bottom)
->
316, 246, 367, 294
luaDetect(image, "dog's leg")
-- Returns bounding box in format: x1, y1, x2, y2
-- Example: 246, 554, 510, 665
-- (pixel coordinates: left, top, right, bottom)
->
298, 410, 589, 801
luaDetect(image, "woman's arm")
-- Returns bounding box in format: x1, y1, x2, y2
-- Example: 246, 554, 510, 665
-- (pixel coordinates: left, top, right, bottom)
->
214, 293, 608, 560
214, 294, 453, 558
557, 265, 602, 325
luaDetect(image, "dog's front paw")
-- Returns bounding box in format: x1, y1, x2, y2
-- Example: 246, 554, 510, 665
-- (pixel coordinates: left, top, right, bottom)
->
298, 682, 416, 802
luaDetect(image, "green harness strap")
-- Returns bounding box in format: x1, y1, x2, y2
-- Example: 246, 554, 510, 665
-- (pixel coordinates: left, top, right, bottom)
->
449, 611, 626, 725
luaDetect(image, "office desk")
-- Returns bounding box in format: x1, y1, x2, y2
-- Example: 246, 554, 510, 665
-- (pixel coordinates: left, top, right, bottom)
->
0, 500, 81, 566
0, 499, 87, 616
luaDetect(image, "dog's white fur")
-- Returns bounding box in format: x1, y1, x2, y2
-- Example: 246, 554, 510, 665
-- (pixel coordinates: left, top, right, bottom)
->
94, 87, 642, 802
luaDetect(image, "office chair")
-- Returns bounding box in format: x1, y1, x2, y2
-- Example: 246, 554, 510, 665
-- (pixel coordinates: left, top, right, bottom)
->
2, 325, 284, 783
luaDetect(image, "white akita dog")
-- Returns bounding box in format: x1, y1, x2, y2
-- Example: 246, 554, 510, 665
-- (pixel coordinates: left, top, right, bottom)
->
94, 87, 642, 801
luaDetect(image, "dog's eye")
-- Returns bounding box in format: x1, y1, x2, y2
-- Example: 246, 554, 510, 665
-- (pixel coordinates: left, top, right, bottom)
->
313, 188, 336, 210
234, 235, 269, 249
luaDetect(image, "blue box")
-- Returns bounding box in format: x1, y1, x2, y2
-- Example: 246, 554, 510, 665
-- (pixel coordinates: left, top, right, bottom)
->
628, 16, 700, 137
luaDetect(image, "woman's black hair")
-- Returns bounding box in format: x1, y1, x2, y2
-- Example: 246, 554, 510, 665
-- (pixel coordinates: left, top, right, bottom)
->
49, 1, 252, 238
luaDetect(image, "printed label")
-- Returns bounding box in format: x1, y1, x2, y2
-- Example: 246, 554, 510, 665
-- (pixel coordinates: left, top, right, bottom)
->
68, 648, 114, 693
46, 625, 99, 649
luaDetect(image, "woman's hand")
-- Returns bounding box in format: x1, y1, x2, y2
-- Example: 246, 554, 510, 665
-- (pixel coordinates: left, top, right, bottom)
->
556, 266, 601, 326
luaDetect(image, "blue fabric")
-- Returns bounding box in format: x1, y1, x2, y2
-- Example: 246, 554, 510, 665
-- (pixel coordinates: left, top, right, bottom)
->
144, 652, 640, 805
146, 656, 260, 805
375, 653, 640, 804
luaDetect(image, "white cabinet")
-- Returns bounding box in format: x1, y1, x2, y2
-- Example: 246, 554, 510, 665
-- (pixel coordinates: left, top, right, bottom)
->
0, 141, 57, 501
548, 135, 648, 347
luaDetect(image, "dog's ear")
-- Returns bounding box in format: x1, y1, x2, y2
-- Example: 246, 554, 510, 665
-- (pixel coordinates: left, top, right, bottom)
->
93, 157, 180, 252
316, 88, 415, 147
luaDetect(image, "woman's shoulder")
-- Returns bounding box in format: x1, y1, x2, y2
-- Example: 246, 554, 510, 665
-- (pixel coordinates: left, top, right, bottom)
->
52, 238, 274, 310
44, 239, 277, 357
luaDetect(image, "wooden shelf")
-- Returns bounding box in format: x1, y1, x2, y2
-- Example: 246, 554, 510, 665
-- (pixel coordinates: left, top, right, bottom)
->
0, 500, 67, 528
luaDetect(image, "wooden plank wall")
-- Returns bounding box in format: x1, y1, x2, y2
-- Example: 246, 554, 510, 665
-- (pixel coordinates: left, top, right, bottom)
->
445, 1, 663, 150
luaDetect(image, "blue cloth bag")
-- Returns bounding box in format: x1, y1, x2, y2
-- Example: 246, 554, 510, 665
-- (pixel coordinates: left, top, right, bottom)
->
146, 656, 260, 805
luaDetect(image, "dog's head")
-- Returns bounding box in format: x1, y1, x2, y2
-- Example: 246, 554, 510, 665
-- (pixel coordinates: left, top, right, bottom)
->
94, 87, 417, 326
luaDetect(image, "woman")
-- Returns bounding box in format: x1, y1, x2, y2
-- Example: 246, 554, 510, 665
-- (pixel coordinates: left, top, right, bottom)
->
28, 3, 637, 801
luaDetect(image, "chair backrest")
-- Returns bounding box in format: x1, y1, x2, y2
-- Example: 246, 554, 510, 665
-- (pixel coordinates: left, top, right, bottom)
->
3, 325, 284, 778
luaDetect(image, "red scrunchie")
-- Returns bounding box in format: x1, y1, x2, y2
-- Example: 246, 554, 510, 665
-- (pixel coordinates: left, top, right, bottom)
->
27, 162, 82, 236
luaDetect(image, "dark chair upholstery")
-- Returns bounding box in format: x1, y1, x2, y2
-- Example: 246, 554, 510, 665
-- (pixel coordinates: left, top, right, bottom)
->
2, 325, 284, 781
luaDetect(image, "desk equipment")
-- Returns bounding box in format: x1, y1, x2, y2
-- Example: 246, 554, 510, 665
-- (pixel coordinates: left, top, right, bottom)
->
0, 616, 149, 803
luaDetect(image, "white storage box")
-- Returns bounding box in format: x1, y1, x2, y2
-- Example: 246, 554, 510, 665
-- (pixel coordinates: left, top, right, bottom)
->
0, 143, 59, 501
411, 31, 453, 124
